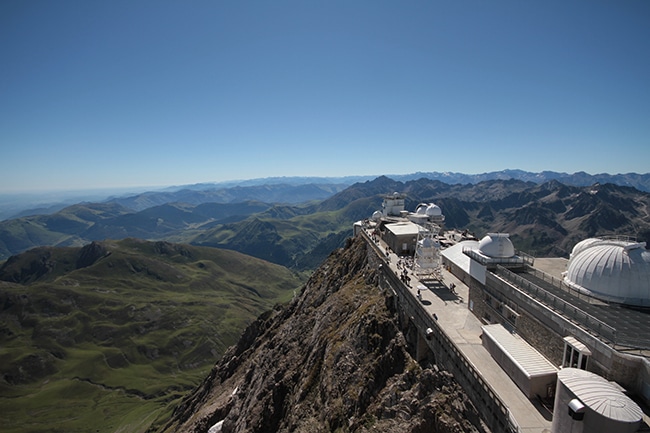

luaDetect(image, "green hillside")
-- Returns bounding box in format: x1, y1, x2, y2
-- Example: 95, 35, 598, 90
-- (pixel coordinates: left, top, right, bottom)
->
0, 239, 304, 433
2, 178, 650, 274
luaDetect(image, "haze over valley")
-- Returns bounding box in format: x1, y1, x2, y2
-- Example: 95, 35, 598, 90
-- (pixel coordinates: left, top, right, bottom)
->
2, 171, 650, 432
2, 1, 649, 432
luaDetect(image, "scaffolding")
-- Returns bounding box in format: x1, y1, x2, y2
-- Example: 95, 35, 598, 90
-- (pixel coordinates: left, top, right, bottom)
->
413, 222, 442, 279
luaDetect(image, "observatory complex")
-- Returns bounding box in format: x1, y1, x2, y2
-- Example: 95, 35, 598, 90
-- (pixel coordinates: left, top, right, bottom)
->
355, 192, 650, 432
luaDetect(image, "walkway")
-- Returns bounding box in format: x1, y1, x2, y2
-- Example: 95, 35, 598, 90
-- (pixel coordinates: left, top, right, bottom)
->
378, 239, 552, 433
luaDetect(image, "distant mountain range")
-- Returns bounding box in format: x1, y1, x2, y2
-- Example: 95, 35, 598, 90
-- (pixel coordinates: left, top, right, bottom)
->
3, 174, 650, 431
389, 169, 650, 191
165, 170, 650, 193
3, 170, 649, 221
2, 175, 649, 265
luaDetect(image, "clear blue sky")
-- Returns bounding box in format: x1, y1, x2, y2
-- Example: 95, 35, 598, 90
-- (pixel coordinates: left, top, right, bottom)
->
1, 0, 649, 192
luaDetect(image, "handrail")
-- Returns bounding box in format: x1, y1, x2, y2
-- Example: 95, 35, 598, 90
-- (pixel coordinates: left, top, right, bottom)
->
493, 266, 617, 344
380, 262, 519, 433
360, 229, 519, 433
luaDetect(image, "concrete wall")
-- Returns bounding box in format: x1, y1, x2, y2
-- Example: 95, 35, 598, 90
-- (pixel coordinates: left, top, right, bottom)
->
473, 269, 650, 405
380, 232, 650, 410
515, 308, 565, 366
364, 234, 517, 433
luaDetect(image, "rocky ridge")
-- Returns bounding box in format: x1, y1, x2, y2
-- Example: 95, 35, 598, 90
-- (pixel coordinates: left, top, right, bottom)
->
156, 236, 486, 433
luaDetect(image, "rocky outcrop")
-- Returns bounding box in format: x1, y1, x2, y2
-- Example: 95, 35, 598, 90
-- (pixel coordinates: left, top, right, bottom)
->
156, 237, 485, 433
75, 240, 108, 268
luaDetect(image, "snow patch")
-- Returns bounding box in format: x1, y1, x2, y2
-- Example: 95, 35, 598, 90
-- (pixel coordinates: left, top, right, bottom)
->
208, 420, 224, 433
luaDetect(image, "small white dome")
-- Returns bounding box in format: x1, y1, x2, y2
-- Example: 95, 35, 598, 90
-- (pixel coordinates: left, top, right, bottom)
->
478, 233, 515, 258
415, 203, 442, 216
371, 210, 383, 221
564, 240, 650, 307
425, 204, 442, 216
418, 237, 440, 248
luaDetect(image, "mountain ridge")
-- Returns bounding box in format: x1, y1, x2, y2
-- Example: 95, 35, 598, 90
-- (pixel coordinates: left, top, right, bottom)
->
0, 238, 304, 432
4, 170, 649, 221
2, 177, 649, 266
156, 236, 485, 433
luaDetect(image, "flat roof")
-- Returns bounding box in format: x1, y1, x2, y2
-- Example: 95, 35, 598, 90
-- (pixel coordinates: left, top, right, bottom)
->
385, 221, 420, 236
482, 324, 558, 377
564, 336, 592, 355
441, 240, 486, 284
532, 257, 568, 279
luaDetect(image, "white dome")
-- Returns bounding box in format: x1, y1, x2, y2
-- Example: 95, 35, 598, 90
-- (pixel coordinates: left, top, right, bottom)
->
570, 238, 605, 258
426, 204, 442, 216
371, 210, 383, 221
418, 237, 440, 248
415, 203, 442, 216
478, 233, 515, 258
564, 240, 650, 307
557, 368, 643, 423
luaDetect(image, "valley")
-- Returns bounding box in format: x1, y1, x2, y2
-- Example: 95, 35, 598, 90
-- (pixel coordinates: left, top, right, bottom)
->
1, 174, 650, 432
0, 239, 304, 432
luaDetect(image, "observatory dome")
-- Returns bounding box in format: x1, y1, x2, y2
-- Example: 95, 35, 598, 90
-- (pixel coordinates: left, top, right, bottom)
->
371, 210, 383, 221
564, 240, 650, 307
570, 238, 605, 258
418, 237, 440, 248
552, 368, 642, 432
425, 203, 442, 216
415, 203, 442, 216
478, 233, 515, 258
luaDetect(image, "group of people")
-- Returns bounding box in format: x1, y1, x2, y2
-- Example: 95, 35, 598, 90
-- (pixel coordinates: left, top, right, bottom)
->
400, 269, 411, 284
396, 257, 413, 270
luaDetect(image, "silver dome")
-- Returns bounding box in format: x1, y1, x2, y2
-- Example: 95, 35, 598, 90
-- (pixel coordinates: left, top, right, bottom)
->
478, 233, 515, 258
564, 239, 650, 307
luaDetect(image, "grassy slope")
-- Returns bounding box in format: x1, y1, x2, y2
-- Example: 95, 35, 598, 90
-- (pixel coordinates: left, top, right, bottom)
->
0, 239, 304, 433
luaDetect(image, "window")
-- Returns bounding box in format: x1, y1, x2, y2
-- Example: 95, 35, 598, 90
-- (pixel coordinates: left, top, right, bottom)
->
563, 337, 591, 370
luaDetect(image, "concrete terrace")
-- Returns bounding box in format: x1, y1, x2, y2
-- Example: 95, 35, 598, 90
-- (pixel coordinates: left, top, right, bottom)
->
367, 229, 553, 433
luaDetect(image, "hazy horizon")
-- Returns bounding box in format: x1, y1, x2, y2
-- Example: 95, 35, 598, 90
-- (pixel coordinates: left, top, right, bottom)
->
3, 168, 650, 196
2, 1, 649, 193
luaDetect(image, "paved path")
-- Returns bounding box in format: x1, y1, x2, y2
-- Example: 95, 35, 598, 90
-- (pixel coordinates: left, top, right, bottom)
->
379, 242, 553, 433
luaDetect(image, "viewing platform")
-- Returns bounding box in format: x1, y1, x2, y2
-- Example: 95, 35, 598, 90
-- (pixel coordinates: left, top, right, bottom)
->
361, 228, 552, 433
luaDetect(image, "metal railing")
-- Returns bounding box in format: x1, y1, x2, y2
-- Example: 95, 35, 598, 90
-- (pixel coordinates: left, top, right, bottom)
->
462, 247, 526, 267
523, 265, 650, 350
493, 266, 617, 344
360, 230, 519, 433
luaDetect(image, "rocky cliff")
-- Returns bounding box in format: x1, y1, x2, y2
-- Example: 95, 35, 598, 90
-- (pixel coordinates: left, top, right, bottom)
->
155, 236, 486, 433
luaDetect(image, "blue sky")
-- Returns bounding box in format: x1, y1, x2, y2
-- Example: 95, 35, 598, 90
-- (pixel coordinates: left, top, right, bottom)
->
1, 0, 649, 192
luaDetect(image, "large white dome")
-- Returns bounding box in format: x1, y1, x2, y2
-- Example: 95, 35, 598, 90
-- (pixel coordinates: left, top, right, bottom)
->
564, 239, 650, 307
478, 233, 515, 258
570, 238, 604, 258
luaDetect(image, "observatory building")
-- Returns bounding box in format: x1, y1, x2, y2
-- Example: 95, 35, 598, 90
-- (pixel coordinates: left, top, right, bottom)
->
551, 368, 643, 433
442, 233, 650, 411
354, 193, 447, 275
563, 238, 650, 307
356, 191, 649, 430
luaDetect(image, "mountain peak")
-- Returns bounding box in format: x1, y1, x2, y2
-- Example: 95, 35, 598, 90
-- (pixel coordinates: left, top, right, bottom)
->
160, 236, 483, 433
